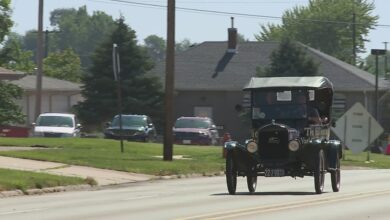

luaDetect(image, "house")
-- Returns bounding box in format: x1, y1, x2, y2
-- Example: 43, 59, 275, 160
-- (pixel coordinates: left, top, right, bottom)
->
9, 75, 83, 124
150, 26, 390, 142
0, 67, 25, 80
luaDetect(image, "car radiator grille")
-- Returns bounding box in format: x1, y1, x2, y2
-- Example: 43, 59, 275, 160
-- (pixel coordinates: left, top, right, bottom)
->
258, 128, 289, 160
112, 129, 136, 136
44, 133, 62, 137
174, 132, 200, 139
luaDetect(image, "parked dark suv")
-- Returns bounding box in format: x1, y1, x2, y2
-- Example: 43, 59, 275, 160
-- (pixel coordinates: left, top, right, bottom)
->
104, 114, 157, 142
225, 76, 342, 195
173, 117, 219, 145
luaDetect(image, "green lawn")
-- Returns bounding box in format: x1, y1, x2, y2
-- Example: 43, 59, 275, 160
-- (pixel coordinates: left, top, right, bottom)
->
0, 138, 226, 176
0, 168, 89, 193
342, 150, 390, 169
0, 137, 389, 179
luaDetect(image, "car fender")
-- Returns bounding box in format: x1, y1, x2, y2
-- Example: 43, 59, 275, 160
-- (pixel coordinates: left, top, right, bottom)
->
224, 141, 239, 151
326, 140, 342, 169
224, 141, 247, 151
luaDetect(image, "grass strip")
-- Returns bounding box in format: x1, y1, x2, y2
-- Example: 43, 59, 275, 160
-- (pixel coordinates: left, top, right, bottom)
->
0, 168, 89, 193
0, 137, 226, 176
0, 138, 389, 176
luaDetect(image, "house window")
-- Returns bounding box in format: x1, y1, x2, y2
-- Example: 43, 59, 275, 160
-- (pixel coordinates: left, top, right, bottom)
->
194, 106, 213, 118
332, 93, 346, 120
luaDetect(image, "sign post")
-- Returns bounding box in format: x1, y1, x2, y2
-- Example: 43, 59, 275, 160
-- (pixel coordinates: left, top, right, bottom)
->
113, 43, 124, 153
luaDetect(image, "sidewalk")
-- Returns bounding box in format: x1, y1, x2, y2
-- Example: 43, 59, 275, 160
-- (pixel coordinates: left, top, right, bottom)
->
0, 155, 154, 186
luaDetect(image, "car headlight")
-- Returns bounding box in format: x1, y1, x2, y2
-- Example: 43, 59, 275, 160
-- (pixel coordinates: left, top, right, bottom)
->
198, 131, 209, 136
246, 141, 258, 153
288, 140, 300, 152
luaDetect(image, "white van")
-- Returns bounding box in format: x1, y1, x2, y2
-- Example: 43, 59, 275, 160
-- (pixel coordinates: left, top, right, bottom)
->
32, 113, 81, 137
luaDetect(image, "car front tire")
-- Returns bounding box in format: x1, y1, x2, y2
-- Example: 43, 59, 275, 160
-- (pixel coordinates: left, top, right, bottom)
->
314, 149, 325, 194
331, 152, 341, 192
247, 175, 257, 193
226, 151, 237, 195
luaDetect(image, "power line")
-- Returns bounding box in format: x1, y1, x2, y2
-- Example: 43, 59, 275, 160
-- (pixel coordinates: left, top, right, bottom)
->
93, 0, 390, 28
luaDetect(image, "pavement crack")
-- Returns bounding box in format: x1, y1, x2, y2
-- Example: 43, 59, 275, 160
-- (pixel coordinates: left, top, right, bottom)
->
41, 164, 71, 171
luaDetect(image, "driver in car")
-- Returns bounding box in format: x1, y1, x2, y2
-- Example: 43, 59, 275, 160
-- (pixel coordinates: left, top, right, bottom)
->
296, 94, 322, 125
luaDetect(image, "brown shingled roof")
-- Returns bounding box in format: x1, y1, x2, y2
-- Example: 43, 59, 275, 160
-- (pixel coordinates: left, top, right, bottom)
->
150, 41, 389, 92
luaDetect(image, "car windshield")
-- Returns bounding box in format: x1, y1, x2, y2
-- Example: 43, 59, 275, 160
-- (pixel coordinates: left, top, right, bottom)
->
174, 118, 211, 129
112, 115, 147, 127
37, 115, 74, 127
252, 90, 314, 120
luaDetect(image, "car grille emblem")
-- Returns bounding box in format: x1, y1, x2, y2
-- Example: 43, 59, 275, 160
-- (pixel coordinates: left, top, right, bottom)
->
268, 137, 280, 144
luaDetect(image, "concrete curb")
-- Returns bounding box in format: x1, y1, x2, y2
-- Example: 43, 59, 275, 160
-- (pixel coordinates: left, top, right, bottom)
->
155, 171, 225, 180
0, 184, 94, 198
0, 172, 226, 198
1, 167, 369, 198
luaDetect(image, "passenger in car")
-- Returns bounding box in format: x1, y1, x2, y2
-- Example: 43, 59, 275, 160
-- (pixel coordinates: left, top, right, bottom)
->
296, 94, 322, 125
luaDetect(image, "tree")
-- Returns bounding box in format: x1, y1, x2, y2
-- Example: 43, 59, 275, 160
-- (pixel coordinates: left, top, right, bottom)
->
143, 36, 195, 64
22, 30, 38, 60
0, 0, 12, 43
75, 18, 163, 127
0, 81, 25, 125
43, 48, 82, 82
175, 38, 194, 53
20, 6, 116, 72
255, 0, 378, 64
144, 35, 166, 63
363, 52, 390, 77
237, 33, 248, 43
50, 6, 116, 70
0, 33, 35, 73
257, 38, 319, 77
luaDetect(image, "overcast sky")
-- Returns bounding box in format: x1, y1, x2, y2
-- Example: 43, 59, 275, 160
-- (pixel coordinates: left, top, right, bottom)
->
10, 0, 390, 57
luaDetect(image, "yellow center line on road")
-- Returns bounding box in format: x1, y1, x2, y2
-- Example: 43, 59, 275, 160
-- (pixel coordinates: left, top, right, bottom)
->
176, 189, 390, 220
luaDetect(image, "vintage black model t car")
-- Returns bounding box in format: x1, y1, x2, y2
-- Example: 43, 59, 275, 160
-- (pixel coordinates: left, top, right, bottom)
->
225, 76, 342, 194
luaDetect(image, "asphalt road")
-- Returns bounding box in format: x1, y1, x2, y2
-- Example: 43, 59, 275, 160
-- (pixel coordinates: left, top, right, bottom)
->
0, 169, 389, 220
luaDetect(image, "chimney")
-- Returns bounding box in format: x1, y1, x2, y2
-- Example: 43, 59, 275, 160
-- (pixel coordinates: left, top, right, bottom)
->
227, 17, 237, 53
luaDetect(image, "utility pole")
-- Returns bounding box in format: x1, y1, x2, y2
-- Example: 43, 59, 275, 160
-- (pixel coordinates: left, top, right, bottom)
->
35, 0, 44, 120
163, 0, 175, 161
371, 49, 386, 118
384, 41, 389, 79
45, 29, 49, 58
371, 49, 385, 153
352, 12, 356, 66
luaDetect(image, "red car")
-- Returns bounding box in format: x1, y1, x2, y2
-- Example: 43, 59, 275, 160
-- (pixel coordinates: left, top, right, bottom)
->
173, 117, 219, 145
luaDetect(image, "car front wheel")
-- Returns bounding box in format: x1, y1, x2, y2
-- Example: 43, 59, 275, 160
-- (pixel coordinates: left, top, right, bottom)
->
226, 151, 237, 195
331, 152, 341, 192
247, 175, 257, 193
314, 149, 325, 194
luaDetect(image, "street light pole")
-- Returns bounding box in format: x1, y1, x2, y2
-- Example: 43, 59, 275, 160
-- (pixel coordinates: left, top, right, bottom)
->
35, 0, 44, 120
